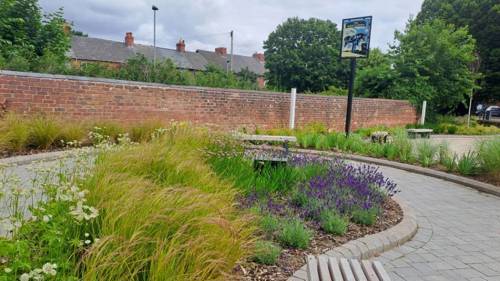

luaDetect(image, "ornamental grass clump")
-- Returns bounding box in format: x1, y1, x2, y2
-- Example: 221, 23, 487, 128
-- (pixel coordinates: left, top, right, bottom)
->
477, 137, 500, 175
80, 125, 255, 281
456, 151, 480, 176
251, 241, 281, 265
416, 140, 438, 167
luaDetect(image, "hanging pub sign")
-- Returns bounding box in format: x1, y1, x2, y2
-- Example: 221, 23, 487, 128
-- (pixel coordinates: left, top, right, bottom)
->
340, 16, 372, 59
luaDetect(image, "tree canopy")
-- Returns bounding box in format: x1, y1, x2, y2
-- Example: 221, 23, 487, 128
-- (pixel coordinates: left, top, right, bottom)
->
264, 17, 348, 92
0, 0, 69, 71
416, 0, 500, 102
390, 19, 477, 114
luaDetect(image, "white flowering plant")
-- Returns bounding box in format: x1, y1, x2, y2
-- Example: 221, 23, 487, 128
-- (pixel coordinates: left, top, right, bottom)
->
0, 148, 101, 280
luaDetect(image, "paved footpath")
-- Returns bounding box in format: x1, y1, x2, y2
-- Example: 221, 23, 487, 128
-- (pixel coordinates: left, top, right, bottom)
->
372, 164, 500, 281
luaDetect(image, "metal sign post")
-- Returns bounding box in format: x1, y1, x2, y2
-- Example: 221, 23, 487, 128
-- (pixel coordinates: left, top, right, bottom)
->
340, 16, 372, 136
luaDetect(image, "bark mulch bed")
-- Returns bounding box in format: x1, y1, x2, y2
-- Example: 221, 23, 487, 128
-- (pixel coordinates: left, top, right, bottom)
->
233, 198, 403, 281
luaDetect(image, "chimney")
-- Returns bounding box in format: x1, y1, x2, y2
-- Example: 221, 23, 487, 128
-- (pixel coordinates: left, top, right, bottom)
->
125, 32, 134, 47
63, 21, 71, 35
253, 52, 265, 62
215, 47, 227, 56
176, 39, 186, 52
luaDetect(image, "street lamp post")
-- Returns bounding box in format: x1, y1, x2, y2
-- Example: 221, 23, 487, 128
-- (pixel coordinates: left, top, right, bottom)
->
152, 5, 159, 66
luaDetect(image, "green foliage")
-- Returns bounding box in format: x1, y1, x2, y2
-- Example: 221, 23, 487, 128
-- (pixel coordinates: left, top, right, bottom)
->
416, 140, 438, 167
390, 19, 477, 115
252, 241, 281, 265
264, 17, 348, 92
260, 214, 282, 239
355, 48, 398, 98
0, 0, 70, 72
476, 137, 500, 174
278, 219, 312, 249
351, 208, 378, 226
319, 211, 348, 235
81, 126, 254, 280
315, 85, 348, 96
417, 0, 500, 102
457, 151, 480, 175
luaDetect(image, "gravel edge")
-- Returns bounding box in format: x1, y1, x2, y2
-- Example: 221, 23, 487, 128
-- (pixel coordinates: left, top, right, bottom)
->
288, 197, 417, 281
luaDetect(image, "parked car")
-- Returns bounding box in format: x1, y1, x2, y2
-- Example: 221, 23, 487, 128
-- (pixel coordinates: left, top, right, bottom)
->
484, 106, 500, 120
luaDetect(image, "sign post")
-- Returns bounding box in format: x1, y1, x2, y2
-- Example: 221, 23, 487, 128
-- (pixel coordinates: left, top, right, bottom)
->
340, 16, 372, 136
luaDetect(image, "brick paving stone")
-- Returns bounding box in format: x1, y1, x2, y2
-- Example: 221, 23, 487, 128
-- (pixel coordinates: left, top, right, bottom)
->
365, 164, 500, 281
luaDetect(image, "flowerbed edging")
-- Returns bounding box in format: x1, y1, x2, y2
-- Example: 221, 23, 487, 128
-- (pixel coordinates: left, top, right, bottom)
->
288, 197, 417, 281
0, 150, 70, 166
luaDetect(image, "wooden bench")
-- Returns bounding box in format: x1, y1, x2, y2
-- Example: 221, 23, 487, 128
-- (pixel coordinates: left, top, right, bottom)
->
406, 128, 433, 139
306, 255, 391, 281
235, 133, 297, 169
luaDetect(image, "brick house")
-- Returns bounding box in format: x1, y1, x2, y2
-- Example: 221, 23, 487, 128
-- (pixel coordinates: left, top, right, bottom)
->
68, 32, 266, 88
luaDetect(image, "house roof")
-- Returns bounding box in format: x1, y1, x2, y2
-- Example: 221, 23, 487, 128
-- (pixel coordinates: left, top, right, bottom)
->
69, 36, 264, 75
196, 50, 265, 75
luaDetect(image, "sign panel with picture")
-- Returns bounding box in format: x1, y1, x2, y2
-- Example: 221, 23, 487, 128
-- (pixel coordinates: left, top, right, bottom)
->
340, 16, 372, 59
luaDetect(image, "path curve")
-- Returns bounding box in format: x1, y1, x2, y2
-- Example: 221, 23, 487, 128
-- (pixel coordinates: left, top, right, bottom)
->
372, 164, 500, 281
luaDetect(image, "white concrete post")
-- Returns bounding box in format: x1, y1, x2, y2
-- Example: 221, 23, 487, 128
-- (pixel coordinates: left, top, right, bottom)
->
289, 88, 297, 129
420, 100, 427, 125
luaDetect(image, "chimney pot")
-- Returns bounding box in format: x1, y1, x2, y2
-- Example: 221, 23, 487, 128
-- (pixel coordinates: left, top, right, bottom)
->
253, 52, 265, 62
176, 39, 186, 52
215, 47, 227, 56
125, 32, 134, 47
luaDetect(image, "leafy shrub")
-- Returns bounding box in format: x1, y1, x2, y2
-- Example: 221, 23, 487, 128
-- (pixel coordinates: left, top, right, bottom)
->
320, 211, 348, 235
252, 241, 281, 265
278, 219, 312, 249
416, 141, 438, 167
447, 125, 458, 134
351, 208, 378, 226
457, 151, 480, 176
477, 137, 500, 174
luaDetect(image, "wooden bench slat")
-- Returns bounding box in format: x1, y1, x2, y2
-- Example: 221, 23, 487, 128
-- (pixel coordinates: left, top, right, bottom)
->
328, 257, 344, 281
339, 258, 356, 281
349, 259, 368, 281
318, 255, 333, 281
361, 260, 380, 281
307, 255, 321, 281
372, 261, 391, 281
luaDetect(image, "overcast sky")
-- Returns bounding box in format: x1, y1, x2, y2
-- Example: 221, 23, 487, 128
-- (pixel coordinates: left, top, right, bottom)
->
39, 0, 424, 56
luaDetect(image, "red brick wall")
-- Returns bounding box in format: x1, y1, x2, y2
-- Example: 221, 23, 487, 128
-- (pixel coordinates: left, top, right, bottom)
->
0, 71, 418, 131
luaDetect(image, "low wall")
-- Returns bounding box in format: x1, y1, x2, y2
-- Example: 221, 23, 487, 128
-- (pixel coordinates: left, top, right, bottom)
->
0, 71, 418, 131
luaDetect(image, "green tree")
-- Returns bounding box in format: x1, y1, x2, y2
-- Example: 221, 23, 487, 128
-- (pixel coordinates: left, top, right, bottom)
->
0, 0, 69, 71
355, 48, 397, 98
264, 17, 348, 92
416, 0, 500, 102
390, 19, 477, 115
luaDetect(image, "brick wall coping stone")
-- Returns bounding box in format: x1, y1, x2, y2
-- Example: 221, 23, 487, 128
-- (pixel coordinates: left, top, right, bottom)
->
0, 70, 412, 103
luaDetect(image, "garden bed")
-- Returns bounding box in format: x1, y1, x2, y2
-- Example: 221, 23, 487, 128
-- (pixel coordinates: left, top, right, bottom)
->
233, 198, 402, 281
